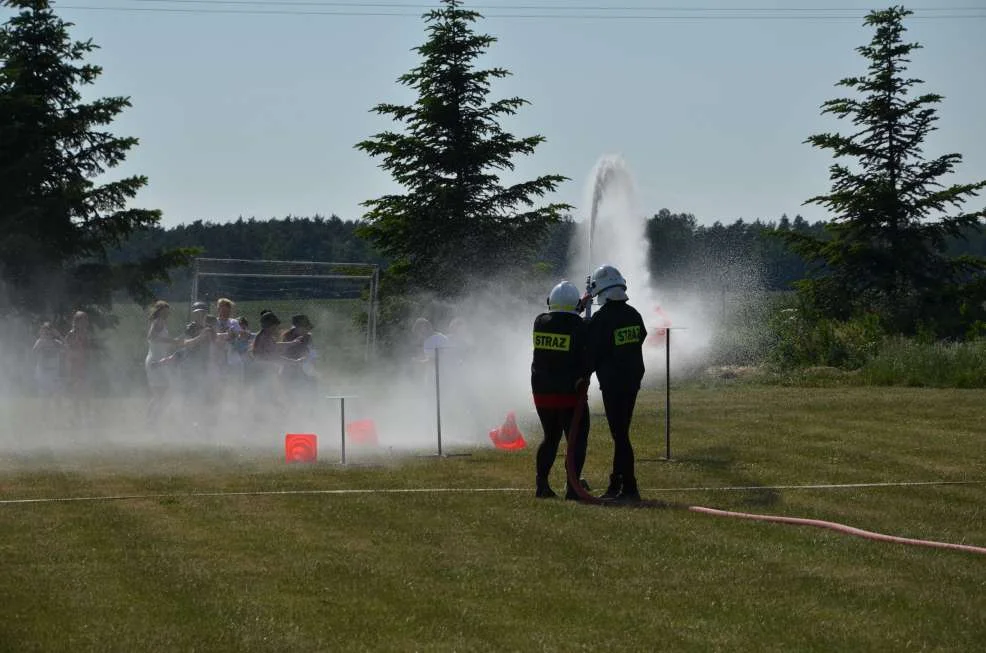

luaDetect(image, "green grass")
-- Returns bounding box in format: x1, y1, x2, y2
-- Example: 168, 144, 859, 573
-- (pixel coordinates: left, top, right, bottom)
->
1, 386, 985, 652
702, 337, 986, 389
859, 337, 986, 387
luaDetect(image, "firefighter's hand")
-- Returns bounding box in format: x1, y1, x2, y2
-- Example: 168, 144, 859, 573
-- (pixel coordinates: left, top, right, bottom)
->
576, 293, 591, 313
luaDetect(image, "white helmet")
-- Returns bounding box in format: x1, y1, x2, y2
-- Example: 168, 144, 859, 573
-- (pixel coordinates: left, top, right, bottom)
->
547, 281, 581, 313
589, 265, 627, 298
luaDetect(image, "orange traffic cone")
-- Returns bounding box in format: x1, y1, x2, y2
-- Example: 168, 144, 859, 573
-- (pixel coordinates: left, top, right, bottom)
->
285, 433, 317, 463
489, 411, 527, 450
345, 419, 379, 446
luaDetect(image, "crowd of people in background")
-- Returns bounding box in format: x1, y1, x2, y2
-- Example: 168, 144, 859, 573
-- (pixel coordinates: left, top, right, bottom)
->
27, 290, 486, 439
141, 298, 317, 432
28, 298, 318, 433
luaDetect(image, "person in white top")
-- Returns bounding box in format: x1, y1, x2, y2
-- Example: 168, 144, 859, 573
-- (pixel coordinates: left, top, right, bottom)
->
214, 298, 243, 364
32, 322, 64, 419
412, 317, 449, 363
145, 300, 183, 425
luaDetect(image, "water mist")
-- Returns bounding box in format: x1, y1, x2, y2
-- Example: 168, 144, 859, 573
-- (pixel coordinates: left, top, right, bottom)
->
570, 154, 715, 383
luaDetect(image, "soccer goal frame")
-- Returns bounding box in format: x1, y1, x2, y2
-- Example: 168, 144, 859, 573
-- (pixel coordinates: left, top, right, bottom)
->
189, 257, 380, 361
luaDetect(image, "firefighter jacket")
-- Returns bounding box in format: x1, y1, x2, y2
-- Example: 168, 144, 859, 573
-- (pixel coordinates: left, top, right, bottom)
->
531, 311, 590, 408
587, 300, 646, 393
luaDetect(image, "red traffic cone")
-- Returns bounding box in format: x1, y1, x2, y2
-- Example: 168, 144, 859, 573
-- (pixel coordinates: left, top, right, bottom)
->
489, 411, 526, 450
285, 433, 317, 463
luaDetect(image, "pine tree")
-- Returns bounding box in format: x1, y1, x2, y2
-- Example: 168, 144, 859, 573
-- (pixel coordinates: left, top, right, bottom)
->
356, 0, 570, 298
0, 0, 193, 325
783, 5, 986, 335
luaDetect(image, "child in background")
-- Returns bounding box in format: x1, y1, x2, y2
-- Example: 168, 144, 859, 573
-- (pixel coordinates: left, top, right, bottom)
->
33, 322, 64, 420
249, 310, 309, 421
249, 310, 285, 424
411, 317, 449, 364
180, 304, 216, 432
229, 315, 252, 380
63, 311, 92, 427
280, 314, 316, 411
145, 300, 182, 427
147, 304, 214, 433
233, 316, 254, 409
213, 298, 243, 410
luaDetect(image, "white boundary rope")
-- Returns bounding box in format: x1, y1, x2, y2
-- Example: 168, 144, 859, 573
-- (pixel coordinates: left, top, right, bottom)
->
1, 479, 982, 505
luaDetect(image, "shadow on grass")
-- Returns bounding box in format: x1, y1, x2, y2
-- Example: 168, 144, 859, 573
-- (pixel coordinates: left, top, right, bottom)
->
665, 445, 781, 508
565, 497, 690, 511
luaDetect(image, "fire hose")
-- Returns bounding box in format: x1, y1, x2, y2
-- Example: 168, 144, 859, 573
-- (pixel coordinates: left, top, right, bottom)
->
559, 383, 986, 555
563, 380, 604, 505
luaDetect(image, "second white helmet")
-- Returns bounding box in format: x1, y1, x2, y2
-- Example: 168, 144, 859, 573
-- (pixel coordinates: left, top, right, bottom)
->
547, 281, 582, 313
589, 265, 627, 298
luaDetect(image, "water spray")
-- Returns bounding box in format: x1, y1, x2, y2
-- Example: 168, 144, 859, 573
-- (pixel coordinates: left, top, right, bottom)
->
582, 155, 613, 320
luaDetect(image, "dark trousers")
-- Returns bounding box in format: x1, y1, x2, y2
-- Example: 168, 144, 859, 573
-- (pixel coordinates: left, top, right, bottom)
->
602, 388, 639, 480
535, 402, 590, 485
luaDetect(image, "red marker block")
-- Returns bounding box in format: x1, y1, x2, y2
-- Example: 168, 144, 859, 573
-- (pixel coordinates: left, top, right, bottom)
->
285, 433, 317, 463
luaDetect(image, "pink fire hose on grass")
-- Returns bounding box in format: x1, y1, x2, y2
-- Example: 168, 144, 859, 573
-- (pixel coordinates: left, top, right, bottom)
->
561, 384, 986, 555
688, 506, 986, 555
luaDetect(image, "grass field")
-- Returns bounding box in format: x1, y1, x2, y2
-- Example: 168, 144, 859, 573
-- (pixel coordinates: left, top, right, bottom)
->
1, 386, 985, 652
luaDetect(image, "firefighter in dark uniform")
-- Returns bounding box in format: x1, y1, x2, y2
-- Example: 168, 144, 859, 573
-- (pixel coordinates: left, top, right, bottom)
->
531, 281, 591, 499
586, 265, 647, 502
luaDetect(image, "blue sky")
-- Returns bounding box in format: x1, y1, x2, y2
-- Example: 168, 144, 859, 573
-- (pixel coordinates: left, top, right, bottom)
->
11, 1, 986, 227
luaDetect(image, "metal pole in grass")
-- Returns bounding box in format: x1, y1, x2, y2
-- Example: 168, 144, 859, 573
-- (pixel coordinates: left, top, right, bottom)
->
664, 327, 671, 460
661, 327, 687, 460
435, 346, 443, 457
340, 396, 347, 465
640, 327, 682, 463
325, 395, 358, 465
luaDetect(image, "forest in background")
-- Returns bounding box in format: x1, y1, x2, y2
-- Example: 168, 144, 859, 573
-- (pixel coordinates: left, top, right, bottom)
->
112, 212, 986, 301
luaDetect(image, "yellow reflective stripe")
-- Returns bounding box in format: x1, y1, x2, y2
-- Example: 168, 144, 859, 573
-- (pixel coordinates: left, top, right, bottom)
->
533, 332, 571, 351
614, 325, 641, 346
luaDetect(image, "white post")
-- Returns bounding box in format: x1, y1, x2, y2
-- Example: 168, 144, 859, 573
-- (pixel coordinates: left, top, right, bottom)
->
435, 347, 443, 457
189, 258, 200, 321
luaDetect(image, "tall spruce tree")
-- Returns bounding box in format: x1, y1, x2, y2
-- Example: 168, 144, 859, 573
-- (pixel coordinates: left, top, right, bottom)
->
0, 0, 193, 326
783, 6, 986, 335
356, 0, 570, 298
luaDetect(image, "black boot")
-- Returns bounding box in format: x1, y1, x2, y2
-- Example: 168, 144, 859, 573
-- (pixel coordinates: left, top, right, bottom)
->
601, 474, 622, 500
536, 476, 557, 499
617, 475, 641, 502
564, 479, 591, 501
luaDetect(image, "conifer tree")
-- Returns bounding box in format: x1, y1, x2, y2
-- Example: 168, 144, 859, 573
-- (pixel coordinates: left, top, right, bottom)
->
356, 0, 570, 297
0, 0, 193, 325
783, 6, 986, 335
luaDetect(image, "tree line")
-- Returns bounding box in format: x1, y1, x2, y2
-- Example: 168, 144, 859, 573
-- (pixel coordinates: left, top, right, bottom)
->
112, 209, 986, 301
111, 215, 387, 301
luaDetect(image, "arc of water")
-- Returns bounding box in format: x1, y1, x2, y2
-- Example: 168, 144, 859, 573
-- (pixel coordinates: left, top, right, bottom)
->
587, 162, 610, 274
585, 158, 620, 318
